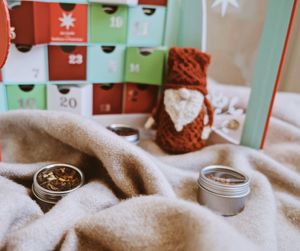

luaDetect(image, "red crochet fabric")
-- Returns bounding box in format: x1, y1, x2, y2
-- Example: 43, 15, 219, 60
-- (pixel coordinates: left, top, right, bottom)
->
154, 48, 214, 154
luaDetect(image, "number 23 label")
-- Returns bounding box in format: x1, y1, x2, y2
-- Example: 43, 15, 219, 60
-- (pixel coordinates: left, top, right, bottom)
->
68, 54, 83, 65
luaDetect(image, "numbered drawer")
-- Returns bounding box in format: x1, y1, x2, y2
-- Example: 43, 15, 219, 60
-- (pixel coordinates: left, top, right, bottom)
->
88, 45, 125, 83
48, 45, 87, 81
8, 1, 50, 45
3, 44, 48, 84
93, 83, 123, 114
124, 83, 158, 113
49, 3, 88, 43
41, 0, 88, 3
0, 85, 7, 112
89, 4, 128, 43
138, 0, 167, 6
125, 48, 165, 85
6, 84, 47, 110
47, 84, 92, 116
127, 6, 166, 46
89, 0, 137, 5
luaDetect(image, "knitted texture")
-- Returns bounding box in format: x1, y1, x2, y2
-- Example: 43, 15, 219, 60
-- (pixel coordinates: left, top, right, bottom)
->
154, 48, 213, 154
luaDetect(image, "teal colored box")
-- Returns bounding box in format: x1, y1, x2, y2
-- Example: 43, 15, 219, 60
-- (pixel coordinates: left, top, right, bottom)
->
6, 84, 47, 110
0, 85, 7, 112
127, 5, 166, 47
88, 45, 126, 83
125, 47, 165, 85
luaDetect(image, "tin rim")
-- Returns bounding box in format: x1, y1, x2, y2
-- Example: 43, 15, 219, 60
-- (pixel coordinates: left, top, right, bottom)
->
32, 163, 84, 204
107, 124, 140, 143
198, 165, 250, 197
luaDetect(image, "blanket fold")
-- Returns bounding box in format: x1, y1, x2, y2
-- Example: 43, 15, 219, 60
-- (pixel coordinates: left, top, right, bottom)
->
0, 83, 300, 250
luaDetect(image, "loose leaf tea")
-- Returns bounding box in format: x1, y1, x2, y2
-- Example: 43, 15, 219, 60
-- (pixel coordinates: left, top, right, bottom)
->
108, 126, 138, 136
37, 166, 81, 191
206, 171, 246, 185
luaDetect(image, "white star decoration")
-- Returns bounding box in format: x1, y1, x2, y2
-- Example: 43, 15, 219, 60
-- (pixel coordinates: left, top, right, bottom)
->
59, 12, 76, 30
211, 0, 239, 17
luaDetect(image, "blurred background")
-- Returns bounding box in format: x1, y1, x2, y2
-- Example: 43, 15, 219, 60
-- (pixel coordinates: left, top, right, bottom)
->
207, 0, 299, 93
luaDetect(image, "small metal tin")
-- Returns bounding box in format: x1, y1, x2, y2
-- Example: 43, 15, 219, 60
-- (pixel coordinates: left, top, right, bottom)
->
107, 124, 140, 144
197, 165, 250, 216
32, 164, 84, 212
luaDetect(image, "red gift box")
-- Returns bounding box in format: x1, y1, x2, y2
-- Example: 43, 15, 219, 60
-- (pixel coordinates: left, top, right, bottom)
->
9, 1, 50, 45
124, 83, 159, 113
138, 0, 167, 6
93, 84, 123, 115
50, 3, 87, 43
48, 45, 87, 81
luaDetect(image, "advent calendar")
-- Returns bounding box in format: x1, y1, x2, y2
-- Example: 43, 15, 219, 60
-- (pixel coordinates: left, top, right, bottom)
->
1, 0, 167, 116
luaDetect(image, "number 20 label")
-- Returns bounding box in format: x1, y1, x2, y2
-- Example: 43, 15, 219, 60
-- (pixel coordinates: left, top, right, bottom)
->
60, 97, 77, 109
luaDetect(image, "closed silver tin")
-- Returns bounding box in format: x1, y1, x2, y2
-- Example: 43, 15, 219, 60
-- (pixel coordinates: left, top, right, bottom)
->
197, 165, 250, 216
107, 124, 140, 144
32, 164, 84, 212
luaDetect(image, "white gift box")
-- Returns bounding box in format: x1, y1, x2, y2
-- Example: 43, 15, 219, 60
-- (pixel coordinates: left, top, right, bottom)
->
47, 84, 92, 116
88, 0, 137, 5
2, 44, 48, 84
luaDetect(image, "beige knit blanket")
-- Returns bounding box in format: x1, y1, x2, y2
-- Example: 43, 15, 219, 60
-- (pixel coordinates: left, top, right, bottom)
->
0, 84, 299, 251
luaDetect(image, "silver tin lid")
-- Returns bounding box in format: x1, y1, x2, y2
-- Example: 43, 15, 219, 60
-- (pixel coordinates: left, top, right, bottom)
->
32, 164, 84, 205
107, 124, 140, 144
198, 165, 250, 198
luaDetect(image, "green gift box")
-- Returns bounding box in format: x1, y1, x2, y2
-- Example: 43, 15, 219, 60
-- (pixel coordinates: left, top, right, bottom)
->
89, 4, 128, 43
125, 47, 165, 85
6, 84, 47, 110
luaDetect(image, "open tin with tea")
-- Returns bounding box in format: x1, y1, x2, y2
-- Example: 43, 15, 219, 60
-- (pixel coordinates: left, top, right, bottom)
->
197, 165, 250, 216
107, 124, 140, 144
32, 164, 84, 212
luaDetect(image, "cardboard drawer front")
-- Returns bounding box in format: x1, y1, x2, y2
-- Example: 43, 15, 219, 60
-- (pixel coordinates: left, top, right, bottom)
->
3, 44, 48, 84
88, 45, 125, 83
89, 0, 137, 5
50, 3, 88, 43
6, 84, 47, 110
0, 85, 7, 112
9, 1, 50, 45
127, 6, 166, 46
93, 83, 123, 114
138, 0, 167, 6
125, 47, 165, 85
48, 45, 87, 81
89, 4, 128, 43
124, 83, 159, 113
47, 84, 92, 116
